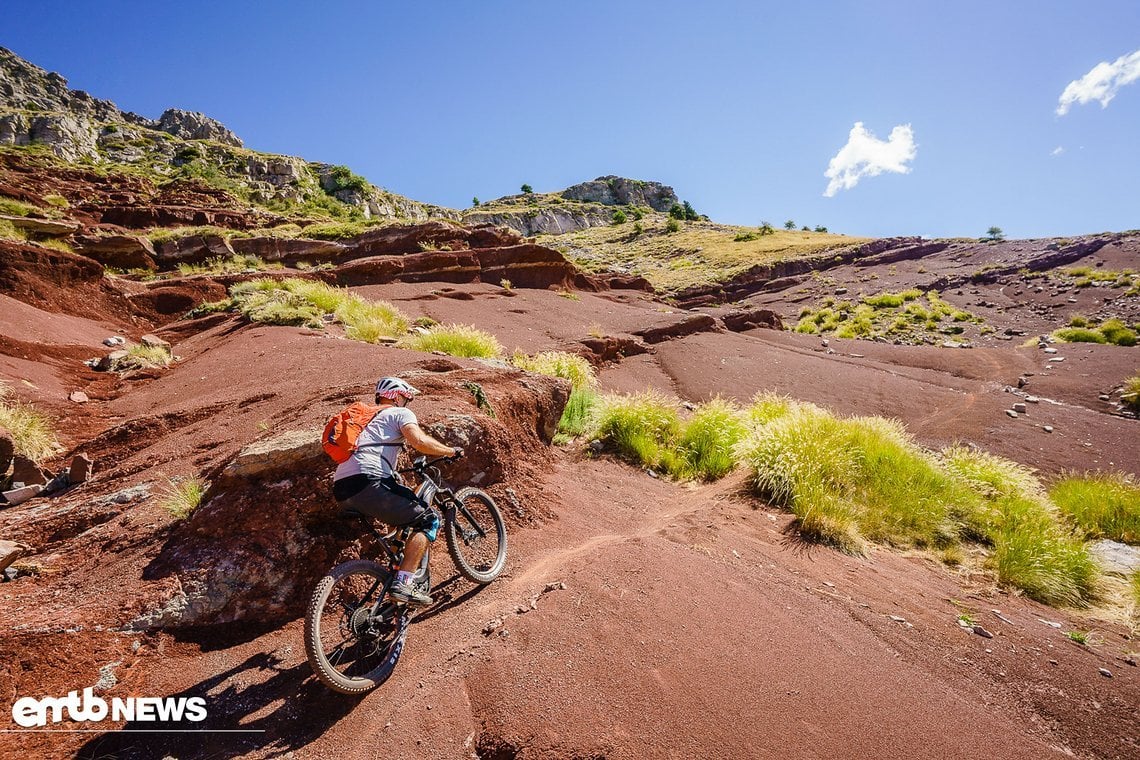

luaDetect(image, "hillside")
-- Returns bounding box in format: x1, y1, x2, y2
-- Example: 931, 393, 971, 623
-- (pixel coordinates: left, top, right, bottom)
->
1, 47, 1139, 760
0, 47, 454, 224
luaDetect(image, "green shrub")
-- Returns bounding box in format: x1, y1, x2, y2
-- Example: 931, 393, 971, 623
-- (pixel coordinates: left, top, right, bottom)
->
0, 218, 27, 242
43, 194, 69, 208
520, 184, 533, 194
336, 296, 408, 343
400, 324, 503, 358
612, 210, 627, 225
0, 197, 37, 217
225, 278, 408, 339
511, 351, 596, 390
593, 392, 681, 469
665, 218, 681, 233
943, 448, 1098, 607
745, 392, 798, 427
862, 289, 921, 308
1050, 473, 1140, 543
1069, 315, 1090, 328
1053, 327, 1108, 344
737, 406, 961, 553
1123, 373, 1140, 413
558, 387, 599, 437
326, 165, 370, 195
159, 476, 208, 519
672, 398, 749, 480
115, 344, 173, 370
1100, 319, 1138, 347
0, 384, 60, 463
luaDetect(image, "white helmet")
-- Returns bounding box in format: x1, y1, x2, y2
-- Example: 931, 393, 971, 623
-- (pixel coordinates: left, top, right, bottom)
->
375, 376, 420, 402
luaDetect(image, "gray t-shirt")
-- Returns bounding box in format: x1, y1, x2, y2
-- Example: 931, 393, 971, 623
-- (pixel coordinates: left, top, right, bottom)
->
334, 406, 417, 481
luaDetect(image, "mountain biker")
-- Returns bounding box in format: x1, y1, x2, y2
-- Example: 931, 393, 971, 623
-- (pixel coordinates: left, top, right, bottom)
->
332, 377, 462, 607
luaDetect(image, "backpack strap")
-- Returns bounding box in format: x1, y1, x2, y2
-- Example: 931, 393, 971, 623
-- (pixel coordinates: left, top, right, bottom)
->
353, 406, 410, 450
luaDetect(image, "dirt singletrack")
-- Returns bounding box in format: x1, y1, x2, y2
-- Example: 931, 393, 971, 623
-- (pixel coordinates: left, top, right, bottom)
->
66, 457, 1138, 760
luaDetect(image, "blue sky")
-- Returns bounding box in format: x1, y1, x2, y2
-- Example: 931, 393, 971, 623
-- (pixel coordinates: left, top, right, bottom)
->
4, 1, 1139, 238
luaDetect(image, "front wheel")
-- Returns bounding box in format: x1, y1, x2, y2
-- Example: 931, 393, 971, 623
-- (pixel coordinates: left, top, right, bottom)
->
304, 559, 409, 694
445, 487, 507, 584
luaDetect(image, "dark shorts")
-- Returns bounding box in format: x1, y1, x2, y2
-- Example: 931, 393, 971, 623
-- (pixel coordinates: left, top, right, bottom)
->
334, 474, 440, 541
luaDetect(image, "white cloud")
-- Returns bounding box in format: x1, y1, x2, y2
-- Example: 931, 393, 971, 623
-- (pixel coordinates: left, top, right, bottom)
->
823, 122, 916, 197
1051, 145, 1065, 156
1056, 49, 1140, 115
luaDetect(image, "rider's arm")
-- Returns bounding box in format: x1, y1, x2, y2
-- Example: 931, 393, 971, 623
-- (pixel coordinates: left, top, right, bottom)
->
401, 423, 459, 457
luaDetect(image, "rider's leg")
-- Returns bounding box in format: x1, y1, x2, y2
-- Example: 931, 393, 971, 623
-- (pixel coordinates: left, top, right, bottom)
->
399, 531, 429, 574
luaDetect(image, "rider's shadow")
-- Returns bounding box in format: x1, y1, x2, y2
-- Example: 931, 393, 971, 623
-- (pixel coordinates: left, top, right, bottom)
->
74, 649, 360, 760
411, 571, 491, 624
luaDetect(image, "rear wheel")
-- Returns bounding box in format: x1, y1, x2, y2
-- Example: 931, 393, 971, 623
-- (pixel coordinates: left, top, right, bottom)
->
304, 559, 409, 694
445, 487, 507, 584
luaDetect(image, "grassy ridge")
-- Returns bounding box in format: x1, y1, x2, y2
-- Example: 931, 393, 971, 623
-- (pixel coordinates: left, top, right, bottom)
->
546, 217, 868, 292
570, 390, 1126, 607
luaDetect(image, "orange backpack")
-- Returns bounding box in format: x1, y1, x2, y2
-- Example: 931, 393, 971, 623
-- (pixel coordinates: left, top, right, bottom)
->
322, 402, 383, 464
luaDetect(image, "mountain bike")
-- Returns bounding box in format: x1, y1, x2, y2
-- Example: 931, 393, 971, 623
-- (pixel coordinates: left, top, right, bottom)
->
304, 454, 507, 694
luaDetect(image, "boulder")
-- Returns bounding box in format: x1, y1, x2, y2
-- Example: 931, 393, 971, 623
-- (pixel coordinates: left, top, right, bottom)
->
1087, 540, 1140, 577
2, 484, 43, 506
0, 540, 33, 573
0, 426, 13, 475
136, 367, 569, 628
68, 453, 93, 484
97, 350, 128, 371
11, 456, 49, 486
215, 429, 324, 485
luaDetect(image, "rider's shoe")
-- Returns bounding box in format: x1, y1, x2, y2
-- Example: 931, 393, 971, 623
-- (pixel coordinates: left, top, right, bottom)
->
388, 580, 433, 607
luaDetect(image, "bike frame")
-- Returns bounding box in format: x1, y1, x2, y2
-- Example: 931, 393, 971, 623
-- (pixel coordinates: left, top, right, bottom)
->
354, 455, 487, 618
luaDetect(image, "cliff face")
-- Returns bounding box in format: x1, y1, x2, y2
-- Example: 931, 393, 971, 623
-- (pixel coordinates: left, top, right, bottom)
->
0, 47, 452, 222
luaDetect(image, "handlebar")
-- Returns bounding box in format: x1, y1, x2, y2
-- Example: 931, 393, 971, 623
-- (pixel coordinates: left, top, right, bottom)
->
403, 452, 462, 474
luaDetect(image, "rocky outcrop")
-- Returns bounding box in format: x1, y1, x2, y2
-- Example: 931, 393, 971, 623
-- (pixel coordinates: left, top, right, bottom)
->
153, 233, 236, 265
0, 111, 101, 162
0, 48, 452, 221
720, 308, 785, 332
561, 176, 678, 211
634, 314, 720, 344
0, 213, 79, 236
575, 336, 652, 365
0, 46, 129, 123
135, 367, 569, 628
230, 235, 349, 264
156, 108, 242, 147
0, 48, 239, 160
73, 233, 158, 270
331, 244, 579, 290
462, 205, 617, 237
576, 272, 654, 292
